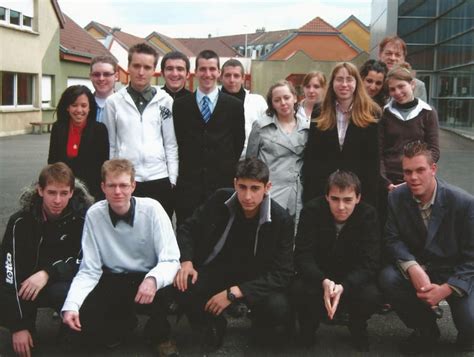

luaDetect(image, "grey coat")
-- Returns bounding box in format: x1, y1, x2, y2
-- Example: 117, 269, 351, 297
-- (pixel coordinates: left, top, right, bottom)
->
246, 112, 309, 218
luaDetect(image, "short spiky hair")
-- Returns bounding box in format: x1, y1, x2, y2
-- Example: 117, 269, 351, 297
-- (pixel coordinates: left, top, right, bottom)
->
403, 141, 434, 165
38, 162, 75, 191
101, 159, 136, 183
90, 55, 118, 72
160, 51, 190, 73
128, 43, 158, 67
325, 170, 361, 196
222, 59, 245, 76
235, 158, 269, 184
196, 49, 220, 69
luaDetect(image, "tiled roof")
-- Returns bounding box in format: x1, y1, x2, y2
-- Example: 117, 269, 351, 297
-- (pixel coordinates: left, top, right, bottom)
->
177, 37, 241, 57
60, 14, 111, 59
298, 16, 339, 33
250, 29, 296, 45
213, 32, 262, 47
113, 30, 147, 50
147, 32, 194, 57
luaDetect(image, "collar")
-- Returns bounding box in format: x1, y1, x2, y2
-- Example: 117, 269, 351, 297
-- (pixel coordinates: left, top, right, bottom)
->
260, 113, 309, 131
127, 85, 156, 103
385, 97, 431, 121
224, 191, 272, 226
335, 101, 353, 115
162, 85, 189, 99
413, 180, 437, 208
109, 197, 136, 227
221, 86, 246, 102
196, 87, 219, 105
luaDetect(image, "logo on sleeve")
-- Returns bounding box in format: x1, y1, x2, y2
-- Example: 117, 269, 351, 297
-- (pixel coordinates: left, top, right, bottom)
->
160, 106, 172, 121
5, 253, 13, 284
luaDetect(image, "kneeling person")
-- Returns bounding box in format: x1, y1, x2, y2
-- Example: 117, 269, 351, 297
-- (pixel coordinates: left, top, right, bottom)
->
293, 170, 381, 351
62, 159, 180, 352
174, 158, 294, 352
0, 163, 92, 357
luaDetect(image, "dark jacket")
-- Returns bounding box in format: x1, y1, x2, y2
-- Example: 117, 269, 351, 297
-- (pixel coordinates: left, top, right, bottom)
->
48, 119, 109, 200
173, 91, 245, 221
294, 197, 380, 295
0, 180, 93, 331
385, 178, 474, 295
303, 122, 378, 206
177, 188, 294, 304
162, 85, 191, 99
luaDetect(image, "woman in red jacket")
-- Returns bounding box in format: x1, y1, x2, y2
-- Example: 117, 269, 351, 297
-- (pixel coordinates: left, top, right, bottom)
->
48, 85, 109, 200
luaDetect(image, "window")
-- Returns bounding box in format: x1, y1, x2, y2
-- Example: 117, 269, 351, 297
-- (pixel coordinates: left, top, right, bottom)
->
0, 1, 33, 29
41, 75, 52, 108
0, 71, 34, 107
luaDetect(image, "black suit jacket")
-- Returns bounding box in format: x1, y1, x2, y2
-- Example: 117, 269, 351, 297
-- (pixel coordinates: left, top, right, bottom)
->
303, 122, 378, 206
385, 179, 474, 295
48, 120, 109, 199
173, 91, 245, 221
295, 197, 380, 294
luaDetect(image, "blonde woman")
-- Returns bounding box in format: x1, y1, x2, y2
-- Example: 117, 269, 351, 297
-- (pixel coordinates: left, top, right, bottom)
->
303, 62, 381, 205
298, 71, 327, 123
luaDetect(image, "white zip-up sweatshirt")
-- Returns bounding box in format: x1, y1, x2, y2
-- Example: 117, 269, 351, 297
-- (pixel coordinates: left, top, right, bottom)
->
103, 87, 179, 184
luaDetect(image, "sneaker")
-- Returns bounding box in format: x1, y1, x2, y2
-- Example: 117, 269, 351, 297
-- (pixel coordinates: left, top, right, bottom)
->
156, 339, 179, 357
399, 325, 440, 354
202, 317, 227, 353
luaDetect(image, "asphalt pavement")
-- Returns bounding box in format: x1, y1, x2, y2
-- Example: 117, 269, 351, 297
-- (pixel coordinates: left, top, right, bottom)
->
0, 129, 473, 356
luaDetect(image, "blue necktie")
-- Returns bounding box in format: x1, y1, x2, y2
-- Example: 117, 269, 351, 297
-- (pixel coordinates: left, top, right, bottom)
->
201, 96, 211, 123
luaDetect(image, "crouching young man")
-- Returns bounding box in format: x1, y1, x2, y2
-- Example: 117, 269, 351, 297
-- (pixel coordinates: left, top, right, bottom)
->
0, 163, 93, 357
173, 157, 294, 352
61, 159, 180, 355
292, 170, 382, 351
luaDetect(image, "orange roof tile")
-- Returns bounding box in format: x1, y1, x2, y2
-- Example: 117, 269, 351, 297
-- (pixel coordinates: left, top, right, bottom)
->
298, 16, 339, 33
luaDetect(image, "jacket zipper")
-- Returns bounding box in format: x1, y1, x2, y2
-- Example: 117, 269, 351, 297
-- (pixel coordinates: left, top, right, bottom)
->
33, 236, 44, 271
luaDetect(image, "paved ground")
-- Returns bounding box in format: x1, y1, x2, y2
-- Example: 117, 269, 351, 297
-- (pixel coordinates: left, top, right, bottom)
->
0, 130, 473, 356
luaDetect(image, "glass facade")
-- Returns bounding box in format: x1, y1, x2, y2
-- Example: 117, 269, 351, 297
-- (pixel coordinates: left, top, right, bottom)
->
397, 0, 473, 128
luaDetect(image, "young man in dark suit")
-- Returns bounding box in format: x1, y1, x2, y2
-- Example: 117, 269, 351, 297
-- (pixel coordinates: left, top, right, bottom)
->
173, 49, 245, 226
292, 170, 381, 351
379, 141, 474, 353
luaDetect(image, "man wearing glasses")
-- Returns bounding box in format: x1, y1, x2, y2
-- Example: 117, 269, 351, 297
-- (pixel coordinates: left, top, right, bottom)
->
89, 55, 118, 122
62, 159, 180, 356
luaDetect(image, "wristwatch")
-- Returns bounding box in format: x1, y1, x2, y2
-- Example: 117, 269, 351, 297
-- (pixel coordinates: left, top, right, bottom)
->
227, 287, 236, 302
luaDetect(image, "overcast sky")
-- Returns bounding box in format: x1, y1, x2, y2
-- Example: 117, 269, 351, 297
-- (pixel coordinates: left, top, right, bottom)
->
58, 0, 372, 38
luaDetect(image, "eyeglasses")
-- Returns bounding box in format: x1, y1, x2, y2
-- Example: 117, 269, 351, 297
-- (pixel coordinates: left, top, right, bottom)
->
91, 72, 116, 78
104, 183, 132, 190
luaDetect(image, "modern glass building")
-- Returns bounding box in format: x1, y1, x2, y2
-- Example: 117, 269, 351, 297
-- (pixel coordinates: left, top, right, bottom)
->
370, 0, 473, 128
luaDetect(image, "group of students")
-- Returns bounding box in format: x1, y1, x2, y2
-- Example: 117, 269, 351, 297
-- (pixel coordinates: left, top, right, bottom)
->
0, 34, 473, 357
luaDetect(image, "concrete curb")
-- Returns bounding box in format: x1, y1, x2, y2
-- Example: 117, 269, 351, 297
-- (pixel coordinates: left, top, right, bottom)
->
440, 126, 474, 141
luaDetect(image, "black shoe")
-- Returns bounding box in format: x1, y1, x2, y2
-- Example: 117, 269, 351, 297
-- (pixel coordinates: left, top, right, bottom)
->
456, 335, 474, 352
400, 325, 440, 354
202, 317, 227, 353
348, 321, 369, 352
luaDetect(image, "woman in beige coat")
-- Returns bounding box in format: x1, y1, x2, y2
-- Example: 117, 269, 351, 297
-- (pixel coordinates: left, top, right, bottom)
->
246, 80, 309, 223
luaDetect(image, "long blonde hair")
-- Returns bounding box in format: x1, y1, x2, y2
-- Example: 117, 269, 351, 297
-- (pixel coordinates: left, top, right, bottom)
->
317, 62, 381, 131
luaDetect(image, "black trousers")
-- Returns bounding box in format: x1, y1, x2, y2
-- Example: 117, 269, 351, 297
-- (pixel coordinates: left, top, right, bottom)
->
291, 276, 382, 333
134, 178, 174, 219
379, 265, 474, 342
0, 281, 70, 332
78, 273, 171, 345
175, 266, 292, 334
